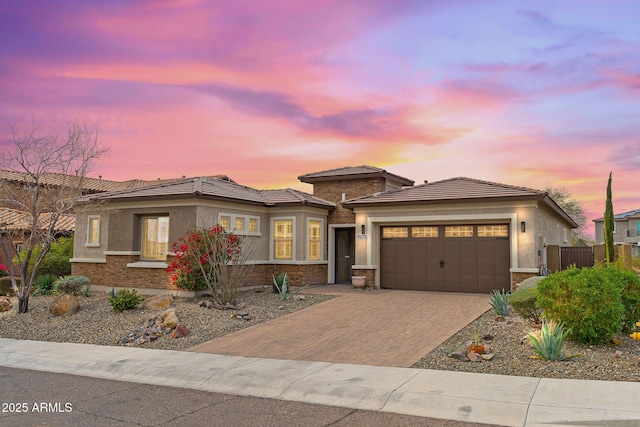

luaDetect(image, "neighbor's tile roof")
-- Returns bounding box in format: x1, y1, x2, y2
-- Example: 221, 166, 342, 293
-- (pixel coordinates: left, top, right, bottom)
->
0, 208, 75, 232
80, 177, 335, 209
0, 169, 234, 193
298, 165, 414, 186
593, 208, 640, 222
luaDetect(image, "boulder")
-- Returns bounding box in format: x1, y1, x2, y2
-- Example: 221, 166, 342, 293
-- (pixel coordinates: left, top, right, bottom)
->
171, 324, 190, 338
161, 308, 179, 329
49, 295, 80, 316
142, 294, 173, 310
0, 296, 12, 312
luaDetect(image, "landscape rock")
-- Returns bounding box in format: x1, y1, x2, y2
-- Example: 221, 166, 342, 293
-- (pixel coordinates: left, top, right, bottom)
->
199, 300, 214, 309
171, 324, 190, 338
615, 350, 623, 358
467, 351, 483, 362
142, 294, 172, 310
448, 351, 468, 361
482, 353, 495, 361
49, 295, 80, 316
161, 308, 179, 329
0, 296, 11, 312
294, 294, 306, 301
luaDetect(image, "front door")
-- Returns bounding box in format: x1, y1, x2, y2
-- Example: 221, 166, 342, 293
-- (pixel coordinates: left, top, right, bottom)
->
335, 228, 355, 283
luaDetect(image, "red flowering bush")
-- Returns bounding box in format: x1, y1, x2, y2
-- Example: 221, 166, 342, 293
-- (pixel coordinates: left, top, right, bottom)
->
0, 264, 9, 277
167, 225, 254, 304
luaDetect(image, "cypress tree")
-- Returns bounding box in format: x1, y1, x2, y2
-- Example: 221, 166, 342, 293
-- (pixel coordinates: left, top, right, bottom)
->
604, 172, 614, 263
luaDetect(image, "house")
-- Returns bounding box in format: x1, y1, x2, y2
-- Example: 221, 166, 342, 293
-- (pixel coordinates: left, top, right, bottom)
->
71, 166, 577, 295
593, 209, 640, 257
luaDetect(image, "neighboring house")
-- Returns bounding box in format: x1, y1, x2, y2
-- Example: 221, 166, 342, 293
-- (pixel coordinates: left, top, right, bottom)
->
71, 165, 577, 295
593, 209, 640, 257
0, 208, 75, 266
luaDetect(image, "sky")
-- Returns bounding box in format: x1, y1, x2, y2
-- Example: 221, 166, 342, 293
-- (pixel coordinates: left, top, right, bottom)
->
1, 0, 639, 238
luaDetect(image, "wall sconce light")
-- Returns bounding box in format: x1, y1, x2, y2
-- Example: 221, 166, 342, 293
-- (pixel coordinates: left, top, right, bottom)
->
361, 224, 366, 235
521, 221, 526, 233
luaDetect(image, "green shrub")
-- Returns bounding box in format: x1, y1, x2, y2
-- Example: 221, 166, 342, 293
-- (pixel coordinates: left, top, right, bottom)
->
33, 274, 58, 295
527, 319, 572, 361
53, 275, 91, 296
13, 237, 73, 278
489, 289, 509, 316
510, 287, 542, 324
109, 289, 143, 312
537, 265, 624, 344
273, 272, 289, 298
605, 264, 640, 333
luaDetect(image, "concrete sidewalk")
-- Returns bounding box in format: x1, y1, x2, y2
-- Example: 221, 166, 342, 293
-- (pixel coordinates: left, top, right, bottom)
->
1, 338, 640, 426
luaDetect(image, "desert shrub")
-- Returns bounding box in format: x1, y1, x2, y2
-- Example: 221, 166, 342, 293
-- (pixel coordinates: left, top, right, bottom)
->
53, 275, 91, 296
517, 276, 544, 290
109, 289, 143, 312
510, 287, 542, 324
527, 319, 572, 361
33, 274, 58, 295
489, 289, 509, 316
0, 276, 19, 296
537, 265, 624, 344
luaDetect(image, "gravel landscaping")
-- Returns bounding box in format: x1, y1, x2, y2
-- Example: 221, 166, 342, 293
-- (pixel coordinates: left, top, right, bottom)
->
2, 286, 640, 383
0, 288, 334, 351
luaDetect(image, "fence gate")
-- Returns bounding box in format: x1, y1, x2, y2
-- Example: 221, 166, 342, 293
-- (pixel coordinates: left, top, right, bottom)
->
560, 247, 593, 270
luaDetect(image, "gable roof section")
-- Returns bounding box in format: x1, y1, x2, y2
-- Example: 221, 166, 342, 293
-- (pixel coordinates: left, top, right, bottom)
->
298, 165, 414, 186
343, 177, 578, 227
80, 177, 335, 209
593, 208, 640, 222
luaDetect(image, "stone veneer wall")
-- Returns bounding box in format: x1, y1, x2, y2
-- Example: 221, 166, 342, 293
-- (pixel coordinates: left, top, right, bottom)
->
352, 268, 376, 288
73, 258, 327, 291
312, 178, 386, 224
512, 272, 538, 290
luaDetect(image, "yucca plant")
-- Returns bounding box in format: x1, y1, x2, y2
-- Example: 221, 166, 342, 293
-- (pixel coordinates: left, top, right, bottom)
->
527, 319, 573, 361
489, 289, 509, 316
33, 274, 58, 295
273, 273, 289, 300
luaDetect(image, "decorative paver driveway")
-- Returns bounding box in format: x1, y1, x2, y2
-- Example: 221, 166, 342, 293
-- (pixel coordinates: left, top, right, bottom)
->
188, 287, 490, 367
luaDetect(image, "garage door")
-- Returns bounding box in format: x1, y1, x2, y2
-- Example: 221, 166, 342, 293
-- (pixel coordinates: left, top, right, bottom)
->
380, 225, 510, 293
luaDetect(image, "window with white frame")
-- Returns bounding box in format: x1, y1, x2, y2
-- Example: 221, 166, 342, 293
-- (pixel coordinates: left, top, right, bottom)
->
219, 213, 260, 235
308, 220, 321, 260
274, 219, 293, 260
86, 215, 101, 246
141, 216, 170, 260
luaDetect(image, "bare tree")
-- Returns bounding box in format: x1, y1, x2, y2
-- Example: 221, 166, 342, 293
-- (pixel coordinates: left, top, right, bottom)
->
0, 120, 109, 313
545, 186, 589, 242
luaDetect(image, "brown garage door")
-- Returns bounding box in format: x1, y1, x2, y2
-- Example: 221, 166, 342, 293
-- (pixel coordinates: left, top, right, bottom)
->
380, 225, 510, 293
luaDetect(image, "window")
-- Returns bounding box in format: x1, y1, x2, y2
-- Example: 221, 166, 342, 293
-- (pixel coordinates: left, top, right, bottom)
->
274, 219, 293, 260
308, 220, 321, 260
220, 216, 230, 231
477, 225, 508, 237
235, 217, 245, 232
142, 216, 170, 260
445, 226, 474, 237
382, 227, 409, 238
412, 226, 438, 238
86, 215, 100, 246
249, 218, 258, 233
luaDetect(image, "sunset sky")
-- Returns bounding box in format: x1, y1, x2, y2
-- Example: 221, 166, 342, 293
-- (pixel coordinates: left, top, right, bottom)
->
1, 0, 639, 238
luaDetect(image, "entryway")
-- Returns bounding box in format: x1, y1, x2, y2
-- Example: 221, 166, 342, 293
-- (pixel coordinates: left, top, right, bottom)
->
334, 228, 355, 284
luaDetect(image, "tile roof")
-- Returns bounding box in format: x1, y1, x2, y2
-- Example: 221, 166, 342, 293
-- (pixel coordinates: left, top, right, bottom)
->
80, 177, 335, 209
298, 165, 414, 186
0, 208, 75, 232
0, 169, 234, 193
343, 177, 578, 227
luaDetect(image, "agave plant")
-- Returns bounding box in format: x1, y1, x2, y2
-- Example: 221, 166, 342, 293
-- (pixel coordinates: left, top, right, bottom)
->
489, 289, 509, 316
527, 319, 572, 361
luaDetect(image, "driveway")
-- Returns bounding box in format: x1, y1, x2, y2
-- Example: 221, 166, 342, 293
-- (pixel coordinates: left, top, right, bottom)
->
189, 287, 490, 367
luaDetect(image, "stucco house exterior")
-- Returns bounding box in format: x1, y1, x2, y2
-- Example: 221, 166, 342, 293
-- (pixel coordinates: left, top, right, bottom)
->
593, 209, 640, 257
71, 166, 577, 295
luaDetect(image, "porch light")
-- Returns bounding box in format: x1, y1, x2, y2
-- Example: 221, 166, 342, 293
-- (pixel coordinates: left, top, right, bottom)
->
361, 224, 366, 235
521, 221, 526, 233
